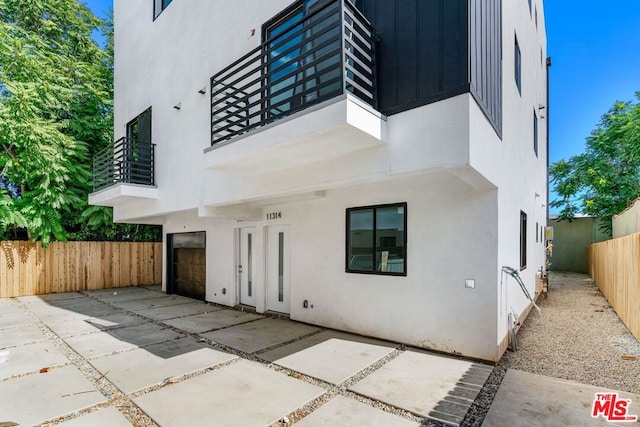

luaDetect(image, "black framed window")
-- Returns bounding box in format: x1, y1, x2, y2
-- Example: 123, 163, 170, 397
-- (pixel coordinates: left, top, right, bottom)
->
520, 211, 527, 270
154, 0, 173, 19
515, 35, 522, 94
533, 109, 538, 156
346, 203, 406, 276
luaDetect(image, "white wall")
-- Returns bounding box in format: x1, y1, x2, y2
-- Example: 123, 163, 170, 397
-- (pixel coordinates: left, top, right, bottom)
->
162, 171, 499, 361
468, 0, 548, 350
113, 0, 548, 361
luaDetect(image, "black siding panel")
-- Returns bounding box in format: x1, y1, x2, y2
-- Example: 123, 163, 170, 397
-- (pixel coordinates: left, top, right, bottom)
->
396, 0, 418, 103
469, 0, 502, 136
417, 0, 441, 97
442, 0, 468, 91
358, 0, 468, 116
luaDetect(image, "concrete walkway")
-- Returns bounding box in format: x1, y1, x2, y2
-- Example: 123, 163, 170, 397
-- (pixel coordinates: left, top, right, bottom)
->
482, 369, 640, 427
1, 286, 488, 426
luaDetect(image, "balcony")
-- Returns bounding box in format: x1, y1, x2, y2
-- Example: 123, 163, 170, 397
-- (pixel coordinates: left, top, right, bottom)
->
89, 137, 158, 207
205, 0, 385, 174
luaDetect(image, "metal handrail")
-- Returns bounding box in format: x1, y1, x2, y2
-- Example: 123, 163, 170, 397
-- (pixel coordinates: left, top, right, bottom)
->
93, 137, 156, 191
210, 0, 376, 146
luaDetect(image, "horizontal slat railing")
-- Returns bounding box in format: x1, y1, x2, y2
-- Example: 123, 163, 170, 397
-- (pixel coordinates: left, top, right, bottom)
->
210, 0, 376, 146
93, 137, 156, 191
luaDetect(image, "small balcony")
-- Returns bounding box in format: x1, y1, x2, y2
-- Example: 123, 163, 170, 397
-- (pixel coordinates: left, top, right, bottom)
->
205, 0, 385, 174
89, 137, 158, 207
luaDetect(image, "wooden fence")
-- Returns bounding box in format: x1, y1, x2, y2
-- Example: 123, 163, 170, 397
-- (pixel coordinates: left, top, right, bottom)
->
0, 241, 162, 298
588, 233, 640, 340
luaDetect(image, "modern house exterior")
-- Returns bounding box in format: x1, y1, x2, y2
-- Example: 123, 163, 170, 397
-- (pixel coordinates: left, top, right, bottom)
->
90, 0, 549, 362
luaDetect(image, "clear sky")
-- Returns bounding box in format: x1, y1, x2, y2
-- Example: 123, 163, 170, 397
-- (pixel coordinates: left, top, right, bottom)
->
83, 1, 640, 213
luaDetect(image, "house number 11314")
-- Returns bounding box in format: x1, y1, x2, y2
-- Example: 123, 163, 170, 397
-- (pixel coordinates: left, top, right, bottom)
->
266, 212, 282, 220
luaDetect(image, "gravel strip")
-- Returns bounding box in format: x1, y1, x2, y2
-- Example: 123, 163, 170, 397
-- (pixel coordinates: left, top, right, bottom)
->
462, 271, 640, 427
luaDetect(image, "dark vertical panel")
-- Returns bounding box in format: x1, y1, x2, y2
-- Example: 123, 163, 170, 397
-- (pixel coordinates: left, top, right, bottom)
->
359, 0, 469, 115
442, 0, 467, 90
396, 0, 418, 102
469, 0, 477, 94
418, 0, 441, 97
469, 0, 502, 135
373, 0, 397, 110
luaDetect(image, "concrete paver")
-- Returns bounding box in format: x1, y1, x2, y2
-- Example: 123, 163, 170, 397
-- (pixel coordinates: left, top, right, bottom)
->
134, 359, 325, 426
200, 318, 321, 353
90, 289, 161, 303
482, 369, 640, 427
63, 322, 183, 359
296, 395, 420, 426
0, 341, 69, 380
0, 365, 106, 426
46, 312, 146, 337
0, 309, 37, 329
134, 301, 222, 320
27, 301, 119, 323
0, 323, 48, 347
109, 295, 194, 311
18, 292, 85, 304
260, 330, 396, 384
89, 337, 237, 393
0, 299, 27, 316
84, 286, 151, 296
349, 350, 491, 426
163, 309, 263, 333
58, 407, 131, 427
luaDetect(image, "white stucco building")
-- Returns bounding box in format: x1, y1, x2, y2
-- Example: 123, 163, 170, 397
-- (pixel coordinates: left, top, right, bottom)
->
90, 0, 549, 362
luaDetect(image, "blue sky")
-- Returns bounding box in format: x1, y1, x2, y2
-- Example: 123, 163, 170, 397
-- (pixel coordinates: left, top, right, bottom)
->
83, 1, 640, 213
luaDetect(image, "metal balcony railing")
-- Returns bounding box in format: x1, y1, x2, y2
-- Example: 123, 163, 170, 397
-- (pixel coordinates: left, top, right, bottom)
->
210, 0, 376, 146
93, 137, 155, 191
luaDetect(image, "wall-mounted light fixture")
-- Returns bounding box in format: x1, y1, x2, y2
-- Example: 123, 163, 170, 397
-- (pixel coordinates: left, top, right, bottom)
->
198, 87, 207, 94
173, 102, 181, 110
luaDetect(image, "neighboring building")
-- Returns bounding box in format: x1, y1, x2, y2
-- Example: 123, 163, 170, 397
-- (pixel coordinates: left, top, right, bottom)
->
548, 216, 609, 274
613, 198, 640, 239
90, 0, 549, 362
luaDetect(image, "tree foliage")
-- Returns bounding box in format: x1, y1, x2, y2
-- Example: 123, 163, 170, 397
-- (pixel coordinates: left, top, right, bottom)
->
550, 93, 640, 234
0, 0, 160, 244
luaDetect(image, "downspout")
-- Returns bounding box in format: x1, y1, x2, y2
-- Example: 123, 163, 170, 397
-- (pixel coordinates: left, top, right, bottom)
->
545, 57, 551, 223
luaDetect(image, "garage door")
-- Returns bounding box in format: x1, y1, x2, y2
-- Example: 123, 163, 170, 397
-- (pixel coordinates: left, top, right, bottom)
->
167, 232, 206, 300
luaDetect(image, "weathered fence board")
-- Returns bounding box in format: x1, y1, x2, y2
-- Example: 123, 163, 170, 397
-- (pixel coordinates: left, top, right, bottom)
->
0, 241, 162, 298
589, 233, 640, 341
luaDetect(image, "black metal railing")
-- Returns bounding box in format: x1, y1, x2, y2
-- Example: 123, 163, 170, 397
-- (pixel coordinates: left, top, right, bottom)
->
93, 137, 155, 191
210, 0, 376, 146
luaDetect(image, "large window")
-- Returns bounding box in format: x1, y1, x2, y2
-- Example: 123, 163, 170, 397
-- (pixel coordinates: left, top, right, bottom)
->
346, 203, 406, 275
154, 0, 173, 19
520, 211, 527, 270
515, 35, 522, 94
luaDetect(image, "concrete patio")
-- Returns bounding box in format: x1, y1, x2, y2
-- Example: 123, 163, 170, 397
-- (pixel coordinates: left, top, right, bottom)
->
0, 286, 489, 426
2, 286, 637, 426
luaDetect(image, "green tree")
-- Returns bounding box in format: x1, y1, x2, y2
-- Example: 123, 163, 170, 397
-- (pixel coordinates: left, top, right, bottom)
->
0, 0, 107, 245
550, 93, 640, 235
0, 1, 160, 244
